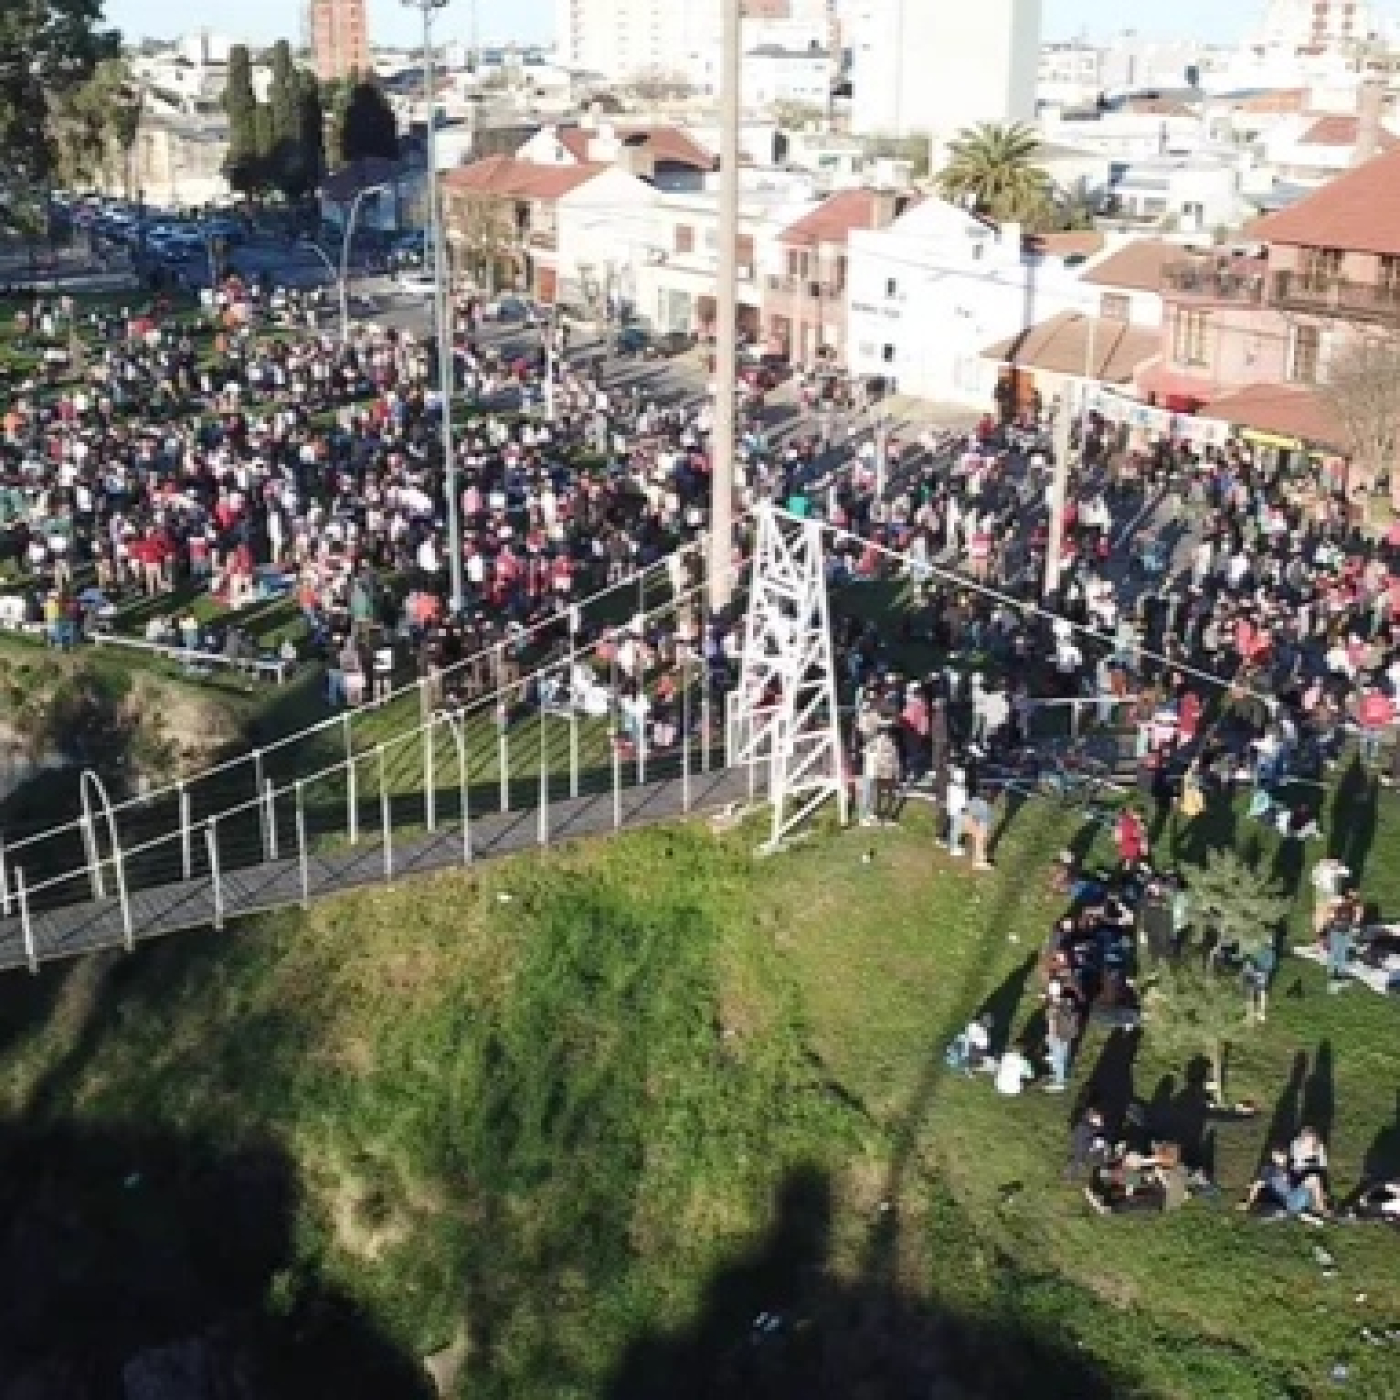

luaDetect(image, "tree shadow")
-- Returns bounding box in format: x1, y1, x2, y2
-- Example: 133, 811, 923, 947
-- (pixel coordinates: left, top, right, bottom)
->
1300, 1038, 1335, 1145
0, 1119, 429, 1398
604, 1164, 1124, 1400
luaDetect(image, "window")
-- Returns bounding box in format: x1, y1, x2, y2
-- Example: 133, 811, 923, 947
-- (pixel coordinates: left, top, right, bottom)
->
674, 224, 694, 254
1100, 293, 1131, 322
885, 277, 898, 298
1300, 246, 1343, 290
1290, 324, 1322, 384
1380, 254, 1400, 299
881, 344, 896, 363
1172, 309, 1212, 367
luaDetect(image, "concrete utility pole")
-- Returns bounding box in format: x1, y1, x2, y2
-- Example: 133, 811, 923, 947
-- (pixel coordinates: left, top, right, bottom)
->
405, 0, 464, 615
1044, 401, 1071, 600
1043, 310, 1100, 601
708, 0, 741, 613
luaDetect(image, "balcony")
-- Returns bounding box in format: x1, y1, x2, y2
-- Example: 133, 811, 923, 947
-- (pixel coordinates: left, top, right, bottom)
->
1162, 261, 1267, 305
766, 274, 845, 299
1272, 270, 1400, 323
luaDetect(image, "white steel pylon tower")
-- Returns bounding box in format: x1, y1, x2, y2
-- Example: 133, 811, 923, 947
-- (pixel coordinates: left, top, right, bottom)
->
735, 504, 847, 849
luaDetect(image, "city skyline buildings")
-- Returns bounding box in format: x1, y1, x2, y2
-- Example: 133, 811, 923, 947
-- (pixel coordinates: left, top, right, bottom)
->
103, 0, 1400, 51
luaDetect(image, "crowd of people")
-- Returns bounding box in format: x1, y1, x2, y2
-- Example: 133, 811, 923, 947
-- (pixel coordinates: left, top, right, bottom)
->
2, 279, 1398, 1237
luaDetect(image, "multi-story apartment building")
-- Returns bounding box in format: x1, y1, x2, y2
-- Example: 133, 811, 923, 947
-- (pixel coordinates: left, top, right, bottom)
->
311, 0, 370, 83
555, 0, 834, 87
849, 0, 1040, 140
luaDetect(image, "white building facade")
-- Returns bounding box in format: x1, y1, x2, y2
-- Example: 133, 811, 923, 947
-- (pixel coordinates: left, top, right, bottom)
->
849, 0, 1041, 139
846, 199, 1121, 406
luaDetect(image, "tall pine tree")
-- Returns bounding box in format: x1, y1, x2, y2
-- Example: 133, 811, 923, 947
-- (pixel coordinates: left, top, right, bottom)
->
221, 44, 261, 194
267, 38, 300, 195
290, 69, 326, 201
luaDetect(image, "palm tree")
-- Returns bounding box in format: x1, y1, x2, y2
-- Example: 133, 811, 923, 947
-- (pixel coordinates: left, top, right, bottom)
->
936, 122, 1051, 223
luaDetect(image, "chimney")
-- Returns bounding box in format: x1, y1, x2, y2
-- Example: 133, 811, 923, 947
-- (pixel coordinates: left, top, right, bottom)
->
1353, 79, 1386, 166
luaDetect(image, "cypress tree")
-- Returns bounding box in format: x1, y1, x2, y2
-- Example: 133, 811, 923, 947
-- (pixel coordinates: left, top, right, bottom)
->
221, 44, 260, 192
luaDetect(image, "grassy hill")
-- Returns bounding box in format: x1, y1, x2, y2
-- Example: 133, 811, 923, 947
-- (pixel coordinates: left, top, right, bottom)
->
0, 787, 1397, 1399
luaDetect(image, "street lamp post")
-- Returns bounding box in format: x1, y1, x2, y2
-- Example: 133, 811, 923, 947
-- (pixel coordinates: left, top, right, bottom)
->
709, 0, 741, 613
338, 182, 388, 341
404, 0, 463, 616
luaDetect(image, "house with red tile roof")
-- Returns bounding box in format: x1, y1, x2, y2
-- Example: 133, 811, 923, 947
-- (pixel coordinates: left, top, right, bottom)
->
516, 121, 715, 191
1142, 145, 1400, 453
765, 187, 916, 365
1259, 83, 1397, 187
441, 156, 655, 302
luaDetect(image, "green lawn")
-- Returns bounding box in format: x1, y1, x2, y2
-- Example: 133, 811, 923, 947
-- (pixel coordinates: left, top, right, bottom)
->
0, 774, 1396, 1398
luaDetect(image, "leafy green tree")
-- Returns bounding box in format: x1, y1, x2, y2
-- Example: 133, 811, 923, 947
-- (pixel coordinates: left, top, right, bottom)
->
866, 134, 931, 180
221, 43, 261, 193
50, 55, 142, 191
0, 0, 118, 183
338, 73, 399, 165
1141, 935, 1252, 1096
1036, 176, 1102, 234
1187, 848, 1291, 960
936, 122, 1051, 223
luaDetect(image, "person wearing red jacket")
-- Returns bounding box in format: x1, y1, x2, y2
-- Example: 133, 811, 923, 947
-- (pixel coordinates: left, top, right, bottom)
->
1357, 686, 1394, 767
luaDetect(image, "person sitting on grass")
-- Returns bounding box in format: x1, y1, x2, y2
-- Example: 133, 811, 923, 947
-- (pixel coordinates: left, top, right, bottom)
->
1239, 1147, 1330, 1222
1084, 1142, 1187, 1216
944, 1013, 995, 1075
1065, 1106, 1110, 1182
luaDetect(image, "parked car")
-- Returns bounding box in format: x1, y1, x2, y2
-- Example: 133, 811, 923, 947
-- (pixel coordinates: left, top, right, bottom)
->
486, 295, 537, 324
394, 271, 438, 297
653, 330, 695, 358
614, 326, 650, 358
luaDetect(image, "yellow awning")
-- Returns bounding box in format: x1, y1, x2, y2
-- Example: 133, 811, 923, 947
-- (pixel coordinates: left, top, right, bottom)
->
1242, 429, 1303, 450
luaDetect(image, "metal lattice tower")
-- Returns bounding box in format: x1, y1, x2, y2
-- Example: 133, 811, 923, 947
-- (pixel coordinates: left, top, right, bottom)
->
735, 504, 847, 850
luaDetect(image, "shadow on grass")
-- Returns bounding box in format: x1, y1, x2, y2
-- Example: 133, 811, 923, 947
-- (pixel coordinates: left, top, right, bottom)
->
0, 1117, 430, 1398
0, 954, 431, 1399
1328, 757, 1377, 883
1364, 1092, 1400, 1180
1260, 1049, 1308, 1168
1301, 1038, 1335, 1144
605, 1164, 1123, 1400
1071, 1026, 1141, 1132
